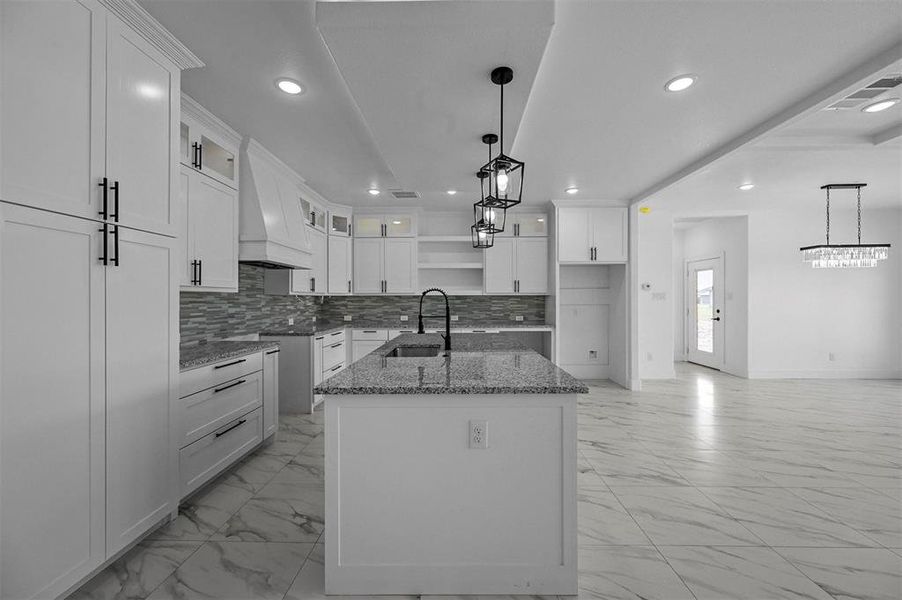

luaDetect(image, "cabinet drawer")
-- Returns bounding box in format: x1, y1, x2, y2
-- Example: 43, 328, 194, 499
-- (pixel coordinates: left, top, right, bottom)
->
322, 340, 345, 370
325, 329, 346, 343
178, 372, 263, 448
180, 351, 262, 398
323, 361, 345, 380
352, 329, 388, 341
388, 329, 416, 339
179, 408, 263, 498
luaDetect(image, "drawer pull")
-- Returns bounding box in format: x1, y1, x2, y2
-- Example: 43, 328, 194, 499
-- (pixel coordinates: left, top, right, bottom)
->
329, 342, 343, 349
215, 418, 247, 438
214, 358, 247, 370
330, 331, 343, 337
363, 330, 377, 333
330, 364, 342, 372
213, 379, 246, 394
265, 349, 280, 355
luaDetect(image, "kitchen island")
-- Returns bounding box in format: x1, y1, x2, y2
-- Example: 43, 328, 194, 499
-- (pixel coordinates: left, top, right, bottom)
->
314, 333, 587, 595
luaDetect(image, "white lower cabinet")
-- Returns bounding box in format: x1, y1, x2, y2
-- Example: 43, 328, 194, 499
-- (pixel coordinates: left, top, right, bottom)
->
352, 329, 389, 362
177, 349, 276, 499
0, 203, 177, 599
262, 349, 280, 439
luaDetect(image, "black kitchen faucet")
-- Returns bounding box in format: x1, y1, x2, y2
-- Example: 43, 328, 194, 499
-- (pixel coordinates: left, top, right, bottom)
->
417, 288, 451, 352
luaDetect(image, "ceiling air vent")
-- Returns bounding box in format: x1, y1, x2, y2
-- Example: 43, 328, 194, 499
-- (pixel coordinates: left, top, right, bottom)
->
390, 190, 419, 199
825, 74, 902, 110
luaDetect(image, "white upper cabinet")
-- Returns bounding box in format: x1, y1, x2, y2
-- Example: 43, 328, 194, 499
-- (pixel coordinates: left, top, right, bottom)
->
328, 235, 352, 294
180, 94, 240, 190
329, 205, 352, 237
352, 237, 415, 294
557, 206, 627, 263
497, 212, 548, 237
300, 197, 327, 232
1, 0, 106, 223
484, 237, 548, 295
353, 213, 417, 238
180, 165, 239, 292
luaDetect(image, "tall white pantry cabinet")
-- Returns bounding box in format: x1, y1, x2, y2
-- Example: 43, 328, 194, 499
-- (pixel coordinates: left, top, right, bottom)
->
0, 2, 202, 599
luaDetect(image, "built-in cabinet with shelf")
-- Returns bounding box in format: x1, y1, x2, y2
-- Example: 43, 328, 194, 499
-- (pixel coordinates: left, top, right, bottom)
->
0, 2, 199, 597
557, 206, 627, 263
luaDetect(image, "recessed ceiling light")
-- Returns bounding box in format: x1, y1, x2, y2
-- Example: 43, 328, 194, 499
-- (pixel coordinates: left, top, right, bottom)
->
664, 74, 697, 92
446, 190, 457, 195
276, 78, 303, 95
861, 98, 899, 113
367, 188, 380, 196
737, 183, 755, 191
565, 187, 579, 195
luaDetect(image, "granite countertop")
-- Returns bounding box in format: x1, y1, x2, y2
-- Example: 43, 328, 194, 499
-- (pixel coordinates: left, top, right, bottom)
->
260, 321, 347, 337
314, 333, 587, 395
261, 320, 552, 337
180, 340, 280, 371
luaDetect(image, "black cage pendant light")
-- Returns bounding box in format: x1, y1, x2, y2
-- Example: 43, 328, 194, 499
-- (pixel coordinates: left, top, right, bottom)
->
479, 66, 524, 211
800, 183, 890, 268
471, 170, 495, 248
473, 133, 507, 236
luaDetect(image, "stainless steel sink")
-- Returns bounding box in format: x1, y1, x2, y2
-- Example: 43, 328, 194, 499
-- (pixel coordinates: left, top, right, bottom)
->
385, 345, 443, 358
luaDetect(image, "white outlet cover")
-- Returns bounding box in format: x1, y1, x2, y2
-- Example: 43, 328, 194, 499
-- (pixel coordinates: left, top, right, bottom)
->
343, 315, 352, 321
469, 420, 488, 449
514, 315, 524, 321
451, 315, 459, 321
288, 317, 294, 326
400, 315, 409, 321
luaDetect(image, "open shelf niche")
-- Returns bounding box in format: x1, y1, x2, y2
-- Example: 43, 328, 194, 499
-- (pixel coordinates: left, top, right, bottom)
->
418, 211, 485, 295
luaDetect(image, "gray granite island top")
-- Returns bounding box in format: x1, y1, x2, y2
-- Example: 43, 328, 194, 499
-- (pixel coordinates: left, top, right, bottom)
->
314, 333, 588, 395
179, 340, 280, 371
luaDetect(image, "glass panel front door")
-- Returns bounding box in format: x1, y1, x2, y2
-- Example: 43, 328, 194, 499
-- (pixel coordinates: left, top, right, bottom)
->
695, 269, 714, 353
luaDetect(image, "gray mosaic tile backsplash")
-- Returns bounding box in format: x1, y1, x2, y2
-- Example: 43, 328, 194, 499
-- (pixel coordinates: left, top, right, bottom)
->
317, 294, 545, 324
180, 264, 546, 344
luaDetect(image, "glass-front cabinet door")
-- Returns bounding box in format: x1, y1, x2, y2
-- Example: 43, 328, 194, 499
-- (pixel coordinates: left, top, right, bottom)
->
199, 134, 235, 184
384, 214, 416, 237
180, 99, 240, 190
354, 215, 384, 237
330, 213, 350, 236
514, 213, 548, 237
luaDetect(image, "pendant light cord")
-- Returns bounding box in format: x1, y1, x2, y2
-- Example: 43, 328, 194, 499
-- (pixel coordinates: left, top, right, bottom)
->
825, 187, 830, 245
857, 186, 862, 245
499, 82, 504, 154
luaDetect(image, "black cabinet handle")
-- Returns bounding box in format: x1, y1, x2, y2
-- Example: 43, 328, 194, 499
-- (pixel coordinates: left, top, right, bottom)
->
213, 379, 246, 394
330, 364, 342, 372
215, 418, 246, 438
197, 143, 203, 170
190, 260, 198, 285
330, 331, 342, 337
191, 142, 199, 169
111, 225, 119, 266
214, 358, 246, 369
98, 177, 108, 219
266, 349, 280, 355
310, 277, 315, 292
110, 181, 119, 222
310, 210, 316, 226
348, 280, 351, 293
363, 330, 377, 333
330, 342, 342, 349
198, 259, 202, 286
98, 223, 108, 265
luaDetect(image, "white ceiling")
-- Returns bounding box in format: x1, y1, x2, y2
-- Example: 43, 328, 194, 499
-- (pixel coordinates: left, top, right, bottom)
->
141, 0, 902, 211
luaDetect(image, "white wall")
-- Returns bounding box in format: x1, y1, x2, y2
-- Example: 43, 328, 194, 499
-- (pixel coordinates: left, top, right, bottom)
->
672, 229, 685, 361
679, 217, 749, 378
637, 204, 902, 380
746, 205, 901, 378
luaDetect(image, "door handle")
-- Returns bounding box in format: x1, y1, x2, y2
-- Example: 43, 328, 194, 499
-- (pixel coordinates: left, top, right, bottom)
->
110, 225, 119, 267
190, 260, 198, 285
213, 379, 246, 394
98, 223, 108, 265
110, 181, 119, 222
197, 143, 203, 170
348, 280, 351, 293
711, 317, 721, 321
98, 177, 108, 219
215, 418, 246, 438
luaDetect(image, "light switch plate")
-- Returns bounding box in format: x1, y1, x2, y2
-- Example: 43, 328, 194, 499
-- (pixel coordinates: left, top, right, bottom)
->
343, 315, 352, 322
514, 315, 524, 321
451, 315, 459, 321
400, 315, 409, 321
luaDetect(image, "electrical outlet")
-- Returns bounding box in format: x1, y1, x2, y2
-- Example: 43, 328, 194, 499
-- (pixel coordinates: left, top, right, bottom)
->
343, 315, 352, 322
589, 350, 597, 359
288, 317, 294, 326
451, 315, 459, 321
400, 315, 409, 322
829, 352, 836, 362
469, 420, 488, 449
514, 315, 524, 321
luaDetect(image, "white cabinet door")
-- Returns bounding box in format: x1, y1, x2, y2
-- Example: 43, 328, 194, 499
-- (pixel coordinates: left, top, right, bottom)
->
310, 229, 327, 294
354, 215, 383, 238
484, 237, 516, 294
105, 226, 176, 556
516, 238, 549, 294
353, 238, 384, 293
178, 167, 193, 287
1, 0, 106, 222
590, 207, 628, 262
557, 207, 592, 263
191, 174, 238, 291
0, 206, 106, 600
329, 235, 352, 294
106, 17, 179, 236
262, 349, 280, 438
313, 337, 324, 386
384, 238, 417, 294
384, 214, 416, 237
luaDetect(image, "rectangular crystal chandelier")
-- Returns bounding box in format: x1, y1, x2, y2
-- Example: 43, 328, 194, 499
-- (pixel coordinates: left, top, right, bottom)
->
800, 184, 890, 269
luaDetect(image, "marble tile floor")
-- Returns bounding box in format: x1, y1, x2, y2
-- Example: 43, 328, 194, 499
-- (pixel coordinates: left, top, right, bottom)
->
68, 363, 901, 600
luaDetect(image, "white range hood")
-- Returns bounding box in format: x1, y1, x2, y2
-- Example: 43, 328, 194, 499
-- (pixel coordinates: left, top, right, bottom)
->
239, 138, 314, 269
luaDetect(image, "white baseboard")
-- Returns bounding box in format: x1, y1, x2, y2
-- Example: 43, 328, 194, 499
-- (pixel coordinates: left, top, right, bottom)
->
747, 369, 902, 380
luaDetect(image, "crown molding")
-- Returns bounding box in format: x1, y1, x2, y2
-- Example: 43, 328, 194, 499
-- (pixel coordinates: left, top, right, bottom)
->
100, 0, 204, 70
181, 94, 242, 147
